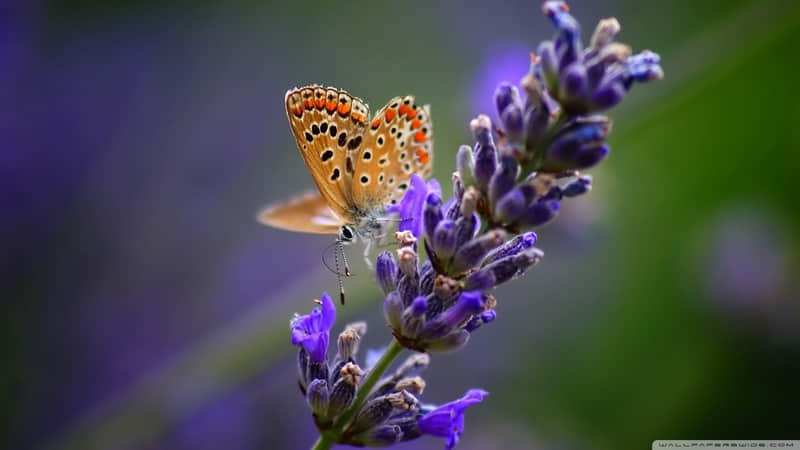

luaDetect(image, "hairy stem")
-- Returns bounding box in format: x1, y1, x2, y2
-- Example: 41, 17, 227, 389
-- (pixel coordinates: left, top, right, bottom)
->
311, 338, 405, 450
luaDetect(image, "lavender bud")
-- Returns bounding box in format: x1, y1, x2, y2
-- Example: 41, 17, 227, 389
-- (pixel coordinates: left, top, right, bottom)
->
353, 396, 394, 432
483, 231, 538, 265
628, 50, 663, 82
440, 292, 483, 327
393, 416, 422, 441
470, 114, 493, 145
356, 425, 402, 446
387, 390, 418, 412
306, 378, 329, 418
460, 186, 479, 217
590, 17, 621, 50
599, 42, 631, 63
520, 200, 560, 227
425, 329, 470, 352
575, 144, 609, 169
488, 155, 519, 207
422, 192, 443, 242
544, 117, 611, 171
494, 188, 526, 223
424, 294, 443, 319
418, 261, 435, 296
433, 275, 461, 304
464, 309, 497, 332
452, 230, 506, 273
327, 382, 354, 417
561, 62, 589, 103
383, 291, 404, 331
483, 248, 544, 286
464, 269, 496, 292
452, 171, 465, 199
396, 247, 418, 278
432, 219, 457, 261
445, 174, 463, 220
500, 103, 524, 141
327, 362, 362, 416
590, 80, 626, 110
562, 174, 593, 197
402, 296, 427, 336
297, 347, 310, 388
375, 251, 397, 295
456, 145, 476, 188
395, 376, 426, 396
397, 271, 419, 307
337, 322, 366, 362
453, 213, 478, 248
424, 291, 484, 339
471, 115, 496, 190
537, 41, 559, 92
494, 82, 520, 117
524, 104, 550, 151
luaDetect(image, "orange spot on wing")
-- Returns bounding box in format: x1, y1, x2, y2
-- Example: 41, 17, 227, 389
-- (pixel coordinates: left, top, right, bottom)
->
326, 100, 338, 112
398, 104, 409, 115
406, 108, 417, 119
414, 130, 426, 143
292, 107, 303, 117
411, 118, 422, 129
385, 108, 396, 121
303, 100, 314, 109
338, 103, 351, 116
371, 118, 381, 129
315, 99, 325, 109
352, 113, 365, 123
416, 148, 429, 163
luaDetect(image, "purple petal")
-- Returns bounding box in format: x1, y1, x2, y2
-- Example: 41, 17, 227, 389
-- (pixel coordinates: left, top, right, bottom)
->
396, 174, 428, 237
319, 292, 336, 331
418, 389, 488, 449
445, 413, 465, 450
303, 332, 329, 363
290, 326, 306, 346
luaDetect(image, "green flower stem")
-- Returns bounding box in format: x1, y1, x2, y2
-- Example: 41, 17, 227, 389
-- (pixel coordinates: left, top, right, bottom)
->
311, 434, 334, 450
311, 338, 405, 450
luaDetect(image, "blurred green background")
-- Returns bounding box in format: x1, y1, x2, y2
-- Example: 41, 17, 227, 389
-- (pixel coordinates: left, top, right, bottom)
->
4, 0, 799, 449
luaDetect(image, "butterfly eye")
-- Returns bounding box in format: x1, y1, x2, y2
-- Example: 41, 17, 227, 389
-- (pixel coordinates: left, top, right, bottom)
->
339, 225, 355, 242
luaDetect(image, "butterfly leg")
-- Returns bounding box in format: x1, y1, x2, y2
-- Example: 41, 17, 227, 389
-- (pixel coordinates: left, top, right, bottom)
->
363, 237, 374, 269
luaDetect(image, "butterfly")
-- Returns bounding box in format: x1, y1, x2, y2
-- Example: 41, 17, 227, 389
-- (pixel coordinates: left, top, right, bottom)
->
258, 85, 434, 300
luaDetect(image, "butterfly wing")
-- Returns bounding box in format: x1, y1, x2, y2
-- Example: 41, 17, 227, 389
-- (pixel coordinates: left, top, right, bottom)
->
285, 86, 371, 221
257, 191, 345, 234
350, 95, 434, 210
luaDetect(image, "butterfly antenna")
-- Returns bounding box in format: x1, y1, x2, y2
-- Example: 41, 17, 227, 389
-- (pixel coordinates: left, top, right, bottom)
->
321, 241, 339, 275
341, 241, 352, 277
334, 240, 346, 305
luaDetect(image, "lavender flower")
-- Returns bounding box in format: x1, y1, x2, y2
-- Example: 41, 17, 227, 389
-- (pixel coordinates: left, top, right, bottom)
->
380, 227, 542, 353
536, 1, 663, 115
293, 299, 489, 448
291, 292, 336, 363
283, 3, 662, 449
418, 389, 489, 450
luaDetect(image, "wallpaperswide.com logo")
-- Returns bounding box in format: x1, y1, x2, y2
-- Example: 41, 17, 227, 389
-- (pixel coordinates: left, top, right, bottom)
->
653, 441, 799, 448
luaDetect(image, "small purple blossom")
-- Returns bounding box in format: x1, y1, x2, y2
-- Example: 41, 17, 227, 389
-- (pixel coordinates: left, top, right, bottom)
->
290, 292, 336, 363
418, 389, 489, 450
390, 174, 441, 238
